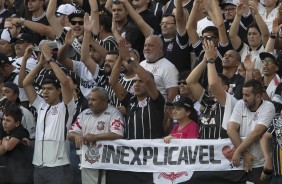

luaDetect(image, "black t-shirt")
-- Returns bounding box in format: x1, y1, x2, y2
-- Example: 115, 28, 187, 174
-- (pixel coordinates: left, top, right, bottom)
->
26, 15, 50, 45
139, 9, 161, 34
164, 0, 195, 14
122, 91, 165, 139
162, 32, 191, 73
227, 73, 244, 100
0, 9, 13, 29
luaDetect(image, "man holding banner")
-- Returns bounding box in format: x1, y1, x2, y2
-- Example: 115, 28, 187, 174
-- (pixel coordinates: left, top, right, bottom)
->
68, 87, 124, 184
228, 79, 275, 184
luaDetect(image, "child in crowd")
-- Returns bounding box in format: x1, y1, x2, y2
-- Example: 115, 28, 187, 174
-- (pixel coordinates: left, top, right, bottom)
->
0, 105, 33, 184
164, 95, 199, 143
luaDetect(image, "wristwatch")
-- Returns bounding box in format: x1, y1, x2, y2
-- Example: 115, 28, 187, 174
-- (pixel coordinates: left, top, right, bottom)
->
47, 58, 55, 64
127, 57, 135, 64
206, 58, 215, 64
270, 32, 277, 39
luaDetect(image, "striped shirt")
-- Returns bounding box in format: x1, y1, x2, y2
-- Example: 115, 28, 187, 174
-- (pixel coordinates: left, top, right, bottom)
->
267, 119, 282, 176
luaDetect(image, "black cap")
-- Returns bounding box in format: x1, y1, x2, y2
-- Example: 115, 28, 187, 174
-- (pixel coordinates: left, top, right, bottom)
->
68, 10, 85, 21
172, 95, 194, 110
259, 51, 278, 65
0, 54, 12, 66
4, 82, 19, 94
12, 33, 34, 44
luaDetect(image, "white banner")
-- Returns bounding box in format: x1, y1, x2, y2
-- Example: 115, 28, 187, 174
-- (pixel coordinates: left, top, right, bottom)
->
81, 139, 244, 173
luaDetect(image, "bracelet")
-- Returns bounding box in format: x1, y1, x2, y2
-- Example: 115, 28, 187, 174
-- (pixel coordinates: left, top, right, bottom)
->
206, 58, 215, 64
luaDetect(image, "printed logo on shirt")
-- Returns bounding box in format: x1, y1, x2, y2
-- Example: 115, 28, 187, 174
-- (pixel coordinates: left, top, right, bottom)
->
167, 42, 173, 52
97, 121, 105, 131
51, 107, 58, 115
110, 119, 123, 131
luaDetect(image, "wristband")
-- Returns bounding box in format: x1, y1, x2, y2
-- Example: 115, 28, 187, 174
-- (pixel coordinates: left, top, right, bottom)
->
206, 58, 215, 64
270, 32, 277, 39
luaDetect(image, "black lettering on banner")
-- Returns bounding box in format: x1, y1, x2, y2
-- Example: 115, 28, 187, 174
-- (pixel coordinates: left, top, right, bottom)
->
177, 146, 188, 165
164, 147, 169, 165
130, 147, 142, 165
120, 146, 130, 164
105, 145, 120, 164
101, 145, 108, 163
168, 147, 178, 165
153, 147, 164, 165
199, 145, 209, 164
143, 147, 153, 165
188, 146, 198, 164
209, 145, 221, 164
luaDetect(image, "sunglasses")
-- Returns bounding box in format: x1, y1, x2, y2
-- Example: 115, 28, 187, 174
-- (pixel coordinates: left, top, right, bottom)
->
70, 21, 84, 26
177, 80, 187, 85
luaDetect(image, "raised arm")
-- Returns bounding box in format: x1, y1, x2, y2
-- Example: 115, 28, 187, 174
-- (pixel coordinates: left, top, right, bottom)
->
41, 44, 73, 104
186, 59, 205, 101
57, 29, 75, 70
12, 18, 56, 40
265, 17, 282, 52
186, 0, 201, 45
229, 3, 245, 50
81, 13, 98, 75
204, 40, 227, 106
18, 45, 34, 88
175, 0, 188, 35
210, 0, 228, 45
46, 0, 64, 39
119, 0, 153, 38
249, 0, 269, 46
23, 55, 45, 104
89, 0, 100, 35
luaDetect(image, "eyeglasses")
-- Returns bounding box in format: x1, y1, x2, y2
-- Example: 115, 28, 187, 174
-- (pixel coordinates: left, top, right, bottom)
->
160, 22, 176, 26
201, 35, 216, 41
70, 21, 84, 26
262, 60, 277, 65
178, 80, 187, 85
223, 8, 236, 13
133, 79, 143, 83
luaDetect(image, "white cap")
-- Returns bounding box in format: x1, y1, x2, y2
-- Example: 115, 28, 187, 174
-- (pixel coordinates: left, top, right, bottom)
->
56, 4, 76, 16
221, 0, 239, 8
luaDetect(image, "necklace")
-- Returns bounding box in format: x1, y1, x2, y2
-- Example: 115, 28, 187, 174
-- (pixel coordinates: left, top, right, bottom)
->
32, 12, 46, 21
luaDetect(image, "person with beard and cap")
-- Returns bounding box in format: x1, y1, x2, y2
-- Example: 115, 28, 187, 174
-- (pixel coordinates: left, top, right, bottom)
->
259, 51, 280, 100
2, 82, 36, 142
106, 34, 165, 184
22, 43, 75, 184
0, 28, 14, 60
12, 33, 38, 73
12, 0, 56, 45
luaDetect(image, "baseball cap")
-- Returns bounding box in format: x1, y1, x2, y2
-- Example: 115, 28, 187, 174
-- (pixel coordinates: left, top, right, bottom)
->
56, 4, 77, 16
259, 51, 278, 65
220, 0, 239, 8
12, 33, 35, 44
172, 95, 194, 110
0, 28, 12, 43
4, 82, 19, 94
0, 53, 12, 66
68, 9, 85, 21
39, 40, 58, 50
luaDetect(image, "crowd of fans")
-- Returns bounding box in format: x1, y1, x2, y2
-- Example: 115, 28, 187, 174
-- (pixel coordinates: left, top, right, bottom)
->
0, 0, 281, 183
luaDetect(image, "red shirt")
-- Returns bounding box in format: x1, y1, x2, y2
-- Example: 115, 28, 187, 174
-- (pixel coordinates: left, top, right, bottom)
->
170, 121, 199, 139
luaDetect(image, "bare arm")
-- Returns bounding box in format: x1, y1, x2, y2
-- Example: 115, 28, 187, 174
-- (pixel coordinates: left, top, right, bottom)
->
84, 132, 123, 143
81, 13, 98, 75
229, 3, 244, 50
119, 0, 153, 38
57, 30, 75, 70
265, 17, 282, 52
204, 40, 227, 106
13, 18, 56, 40
41, 44, 73, 104
186, 0, 201, 45
67, 131, 84, 148
1, 137, 20, 151
18, 45, 34, 87
175, 0, 188, 35
260, 131, 273, 172
46, 0, 64, 39
89, 0, 100, 34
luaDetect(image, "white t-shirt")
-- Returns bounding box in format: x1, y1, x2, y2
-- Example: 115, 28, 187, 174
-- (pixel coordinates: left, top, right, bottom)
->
12, 56, 38, 73
140, 58, 179, 101
260, 7, 278, 32
32, 96, 76, 167
20, 105, 36, 139
229, 99, 275, 167
72, 60, 99, 97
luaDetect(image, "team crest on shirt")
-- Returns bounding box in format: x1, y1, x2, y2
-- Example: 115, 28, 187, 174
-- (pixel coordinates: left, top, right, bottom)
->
51, 107, 58, 115
97, 121, 105, 131
85, 143, 102, 164
110, 119, 123, 131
